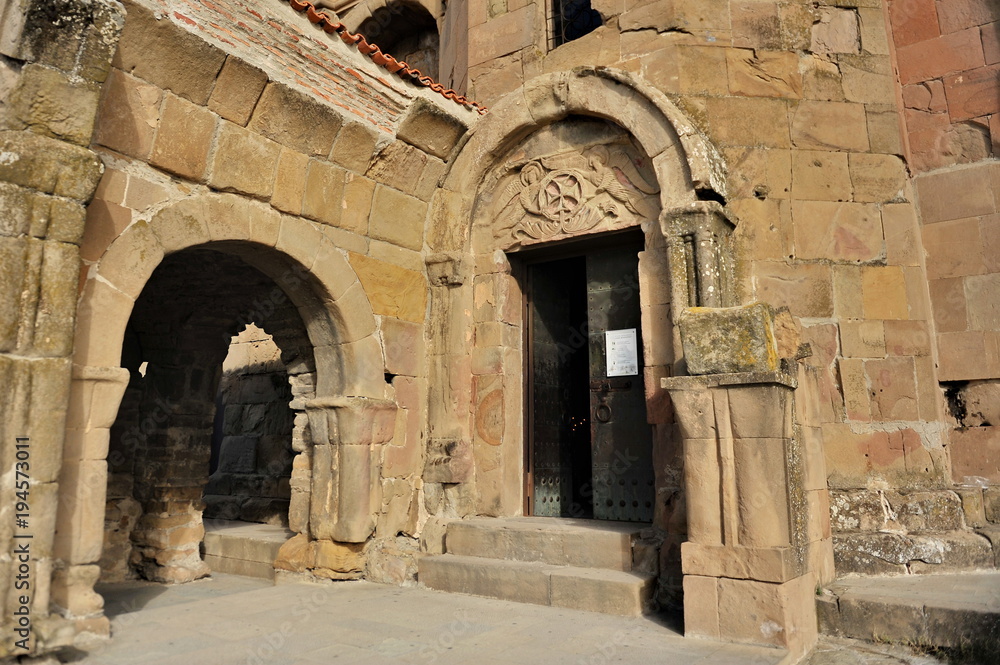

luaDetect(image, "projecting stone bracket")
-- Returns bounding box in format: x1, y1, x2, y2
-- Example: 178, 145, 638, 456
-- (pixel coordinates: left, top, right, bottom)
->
663, 370, 828, 659
660, 201, 737, 312
304, 396, 397, 543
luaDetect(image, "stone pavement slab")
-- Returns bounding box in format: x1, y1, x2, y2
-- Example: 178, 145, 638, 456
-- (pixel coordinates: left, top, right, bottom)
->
64, 574, 788, 665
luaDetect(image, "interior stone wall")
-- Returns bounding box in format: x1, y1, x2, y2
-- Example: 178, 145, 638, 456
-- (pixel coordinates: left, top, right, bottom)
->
204, 325, 297, 528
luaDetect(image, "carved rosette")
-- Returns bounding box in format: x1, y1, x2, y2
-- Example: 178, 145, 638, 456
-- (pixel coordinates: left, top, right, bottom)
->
493, 145, 660, 247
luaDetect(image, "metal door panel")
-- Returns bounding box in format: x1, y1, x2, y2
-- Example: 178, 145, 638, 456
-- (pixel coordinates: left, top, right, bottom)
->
587, 245, 654, 522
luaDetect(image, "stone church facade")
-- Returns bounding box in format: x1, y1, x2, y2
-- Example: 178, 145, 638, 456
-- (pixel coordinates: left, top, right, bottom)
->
0, 0, 997, 661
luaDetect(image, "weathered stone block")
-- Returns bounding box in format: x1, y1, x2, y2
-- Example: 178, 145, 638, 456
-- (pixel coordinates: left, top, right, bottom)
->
112, 0, 225, 104
210, 121, 280, 199
397, 97, 468, 160
150, 93, 216, 182
0, 131, 103, 199
271, 148, 309, 215
10, 64, 102, 146
790, 101, 869, 151
301, 159, 346, 227
423, 438, 473, 483
679, 303, 779, 375
726, 50, 802, 99
208, 56, 268, 126
93, 68, 161, 160
349, 253, 427, 323
248, 83, 342, 157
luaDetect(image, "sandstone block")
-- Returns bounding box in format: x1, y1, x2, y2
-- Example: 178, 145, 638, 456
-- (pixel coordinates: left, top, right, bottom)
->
10, 64, 102, 147
208, 56, 268, 126
679, 303, 779, 375
51, 565, 103, 617
849, 153, 906, 202
705, 96, 790, 148
915, 164, 997, 224
951, 426, 1000, 484
397, 97, 468, 160
327, 122, 380, 175
210, 121, 280, 199
95, 219, 163, 299
792, 200, 883, 261
862, 266, 909, 320
896, 27, 986, 86
34, 241, 80, 357
150, 93, 216, 182
466, 4, 533, 67
382, 317, 422, 377
339, 173, 375, 235
726, 50, 802, 98
790, 101, 869, 151
0, 131, 104, 200
811, 7, 860, 54
369, 185, 427, 251
754, 261, 833, 318
840, 320, 885, 358
93, 68, 161, 159
840, 54, 896, 104
248, 83, 342, 157
732, 2, 781, 49
866, 108, 904, 155
348, 253, 427, 323
112, 0, 225, 104
0, 236, 27, 351
271, 148, 309, 215
678, 45, 729, 95
882, 203, 921, 266
301, 159, 347, 227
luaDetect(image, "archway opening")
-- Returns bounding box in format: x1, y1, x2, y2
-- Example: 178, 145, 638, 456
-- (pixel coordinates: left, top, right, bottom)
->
99, 247, 316, 584
358, 1, 439, 79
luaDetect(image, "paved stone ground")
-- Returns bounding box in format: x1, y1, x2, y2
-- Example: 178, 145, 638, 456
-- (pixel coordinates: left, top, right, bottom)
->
54, 574, 947, 665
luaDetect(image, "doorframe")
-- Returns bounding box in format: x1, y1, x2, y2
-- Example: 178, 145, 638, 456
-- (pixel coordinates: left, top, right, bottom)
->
511, 228, 648, 518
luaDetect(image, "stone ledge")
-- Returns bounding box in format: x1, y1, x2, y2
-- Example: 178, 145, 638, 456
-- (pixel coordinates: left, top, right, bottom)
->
662, 369, 797, 391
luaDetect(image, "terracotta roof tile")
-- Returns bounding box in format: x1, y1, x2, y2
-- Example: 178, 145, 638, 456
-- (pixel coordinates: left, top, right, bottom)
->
284, 0, 488, 115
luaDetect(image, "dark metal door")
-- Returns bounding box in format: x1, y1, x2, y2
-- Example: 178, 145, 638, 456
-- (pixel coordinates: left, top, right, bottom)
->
526, 240, 653, 522
586, 245, 654, 522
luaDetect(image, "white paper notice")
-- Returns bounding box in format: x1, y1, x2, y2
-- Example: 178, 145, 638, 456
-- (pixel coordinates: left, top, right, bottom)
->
606, 328, 638, 377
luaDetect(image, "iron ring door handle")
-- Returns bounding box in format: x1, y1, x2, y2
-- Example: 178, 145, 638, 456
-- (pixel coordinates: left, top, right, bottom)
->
595, 403, 612, 423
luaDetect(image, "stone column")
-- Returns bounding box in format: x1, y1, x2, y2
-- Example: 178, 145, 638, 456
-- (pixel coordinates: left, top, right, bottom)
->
663, 305, 833, 660
0, 0, 124, 657
304, 396, 397, 543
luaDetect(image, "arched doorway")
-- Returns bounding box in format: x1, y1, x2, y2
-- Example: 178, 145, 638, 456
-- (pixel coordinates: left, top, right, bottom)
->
423, 68, 730, 610
55, 193, 389, 624
99, 247, 316, 583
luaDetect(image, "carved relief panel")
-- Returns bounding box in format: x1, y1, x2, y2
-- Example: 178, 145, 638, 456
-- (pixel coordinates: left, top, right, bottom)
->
488, 120, 661, 249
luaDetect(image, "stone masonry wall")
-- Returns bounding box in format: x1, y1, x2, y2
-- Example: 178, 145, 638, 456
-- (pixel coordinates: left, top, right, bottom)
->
0, 0, 124, 657
886, 0, 1000, 569
71, 0, 480, 594
462, 0, 997, 576
204, 325, 296, 528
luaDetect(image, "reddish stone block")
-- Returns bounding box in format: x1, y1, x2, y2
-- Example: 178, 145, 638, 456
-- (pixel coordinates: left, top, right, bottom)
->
936, 0, 1000, 35
865, 357, 919, 421
921, 216, 986, 279
896, 27, 985, 85
937, 330, 991, 380
943, 63, 1000, 121
984, 22, 1000, 64
950, 426, 1000, 484
884, 320, 932, 356
887, 0, 939, 47
915, 164, 997, 223
981, 213, 1000, 273
928, 277, 970, 333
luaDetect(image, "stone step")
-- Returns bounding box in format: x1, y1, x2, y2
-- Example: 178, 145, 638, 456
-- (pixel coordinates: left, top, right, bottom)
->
418, 554, 655, 617
445, 516, 646, 571
202, 520, 294, 580
818, 571, 1000, 658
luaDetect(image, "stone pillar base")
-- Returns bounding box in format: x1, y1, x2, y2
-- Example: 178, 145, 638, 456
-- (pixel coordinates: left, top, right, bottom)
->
684, 572, 818, 655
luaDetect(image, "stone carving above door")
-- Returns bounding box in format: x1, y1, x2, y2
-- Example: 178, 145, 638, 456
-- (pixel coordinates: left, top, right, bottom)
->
493, 145, 659, 247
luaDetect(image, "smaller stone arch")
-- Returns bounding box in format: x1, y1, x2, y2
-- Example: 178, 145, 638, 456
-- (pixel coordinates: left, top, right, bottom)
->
338, 0, 441, 79
54, 192, 392, 621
